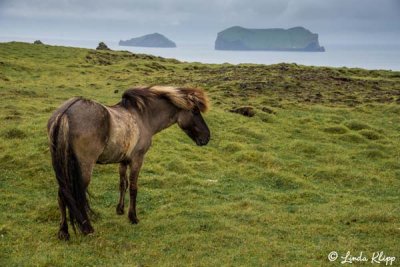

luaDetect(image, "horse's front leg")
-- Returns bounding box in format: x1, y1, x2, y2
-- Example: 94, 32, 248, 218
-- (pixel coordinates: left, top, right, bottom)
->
116, 163, 128, 215
128, 156, 144, 224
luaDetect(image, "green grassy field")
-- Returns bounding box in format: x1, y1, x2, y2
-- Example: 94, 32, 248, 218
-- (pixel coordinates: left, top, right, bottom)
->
0, 42, 399, 266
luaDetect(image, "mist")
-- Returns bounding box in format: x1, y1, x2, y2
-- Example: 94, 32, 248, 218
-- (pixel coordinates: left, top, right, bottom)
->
0, 0, 399, 45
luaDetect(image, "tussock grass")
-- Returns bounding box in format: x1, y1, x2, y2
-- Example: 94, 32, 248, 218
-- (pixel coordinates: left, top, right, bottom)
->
344, 119, 371, 131
0, 42, 399, 266
359, 129, 383, 140
323, 125, 348, 134
2, 128, 27, 139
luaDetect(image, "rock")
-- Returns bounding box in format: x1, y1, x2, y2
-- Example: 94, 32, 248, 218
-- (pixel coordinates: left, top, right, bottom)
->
215, 26, 325, 52
230, 106, 256, 117
119, 33, 176, 48
33, 40, 43, 45
96, 42, 111, 50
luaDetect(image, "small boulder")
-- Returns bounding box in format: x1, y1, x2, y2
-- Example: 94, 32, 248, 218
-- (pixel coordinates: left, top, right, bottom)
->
230, 106, 255, 117
96, 42, 111, 50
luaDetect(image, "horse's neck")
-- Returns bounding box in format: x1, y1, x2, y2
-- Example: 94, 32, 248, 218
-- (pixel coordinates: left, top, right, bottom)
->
141, 99, 179, 135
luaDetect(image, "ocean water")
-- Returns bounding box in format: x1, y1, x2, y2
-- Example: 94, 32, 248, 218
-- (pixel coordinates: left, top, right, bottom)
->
1, 37, 399, 71
112, 43, 400, 71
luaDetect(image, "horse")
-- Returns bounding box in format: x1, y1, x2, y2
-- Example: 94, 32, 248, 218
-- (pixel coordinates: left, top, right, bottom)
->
47, 86, 210, 240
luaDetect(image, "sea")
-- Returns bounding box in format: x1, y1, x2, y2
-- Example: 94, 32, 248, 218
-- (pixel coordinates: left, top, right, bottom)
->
1, 37, 400, 71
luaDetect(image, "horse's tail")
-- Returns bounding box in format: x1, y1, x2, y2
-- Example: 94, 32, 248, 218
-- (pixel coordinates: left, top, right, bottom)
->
48, 100, 93, 234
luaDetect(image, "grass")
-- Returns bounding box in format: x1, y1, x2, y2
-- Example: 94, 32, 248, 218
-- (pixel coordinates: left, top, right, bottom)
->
0, 42, 399, 266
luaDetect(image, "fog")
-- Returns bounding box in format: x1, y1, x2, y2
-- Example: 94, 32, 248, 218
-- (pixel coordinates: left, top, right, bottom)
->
1, 0, 399, 45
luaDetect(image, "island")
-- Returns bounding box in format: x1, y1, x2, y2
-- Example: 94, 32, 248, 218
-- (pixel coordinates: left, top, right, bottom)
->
119, 33, 176, 48
215, 26, 325, 52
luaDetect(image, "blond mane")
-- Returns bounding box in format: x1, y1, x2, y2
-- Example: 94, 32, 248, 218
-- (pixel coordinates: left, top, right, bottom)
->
121, 86, 209, 112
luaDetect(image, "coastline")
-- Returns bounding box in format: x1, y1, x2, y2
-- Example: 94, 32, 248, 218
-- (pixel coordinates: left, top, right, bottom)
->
0, 37, 399, 71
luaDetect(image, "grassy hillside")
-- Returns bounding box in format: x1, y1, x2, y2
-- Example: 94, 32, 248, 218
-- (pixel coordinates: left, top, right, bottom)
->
0, 42, 399, 266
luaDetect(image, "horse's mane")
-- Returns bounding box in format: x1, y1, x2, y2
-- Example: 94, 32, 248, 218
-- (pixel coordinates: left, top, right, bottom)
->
121, 86, 209, 113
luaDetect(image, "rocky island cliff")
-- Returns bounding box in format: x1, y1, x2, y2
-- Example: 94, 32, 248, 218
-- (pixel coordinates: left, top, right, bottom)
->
119, 33, 176, 48
215, 26, 325, 52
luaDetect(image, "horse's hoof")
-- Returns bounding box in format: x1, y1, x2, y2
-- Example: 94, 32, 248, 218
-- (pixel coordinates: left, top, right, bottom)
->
58, 230, 70, 241
116, 205, 124, 215
82, 223, 94, 235
130, 218, 139, 224
128, 213, 139, 224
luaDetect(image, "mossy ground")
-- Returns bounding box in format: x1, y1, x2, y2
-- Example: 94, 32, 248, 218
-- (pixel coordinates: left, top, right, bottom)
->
0, 42, 399, 266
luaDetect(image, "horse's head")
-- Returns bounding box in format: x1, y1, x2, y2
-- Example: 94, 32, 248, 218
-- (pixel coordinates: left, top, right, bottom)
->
177, 107, 210, 146
122, 86, 211, 145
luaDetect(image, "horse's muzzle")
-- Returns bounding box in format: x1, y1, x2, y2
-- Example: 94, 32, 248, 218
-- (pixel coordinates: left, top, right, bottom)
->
196, 135, 210, 146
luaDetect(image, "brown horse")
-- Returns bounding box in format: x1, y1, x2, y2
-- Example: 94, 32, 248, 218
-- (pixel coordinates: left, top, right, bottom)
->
47, 86, 210, 240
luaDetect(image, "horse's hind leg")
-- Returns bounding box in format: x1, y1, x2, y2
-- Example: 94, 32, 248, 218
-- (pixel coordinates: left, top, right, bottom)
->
57, 189, 70, 240
116, 163, 128, 215
80, 161, 95, 235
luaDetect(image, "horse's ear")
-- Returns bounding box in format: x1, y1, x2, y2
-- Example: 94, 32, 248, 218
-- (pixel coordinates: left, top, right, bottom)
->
187, 92, 209, 112
187, 93, 198, 110
198, 98, 209, 112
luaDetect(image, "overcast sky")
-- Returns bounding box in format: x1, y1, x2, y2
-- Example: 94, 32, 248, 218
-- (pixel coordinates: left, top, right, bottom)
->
0, 0, 399, 45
